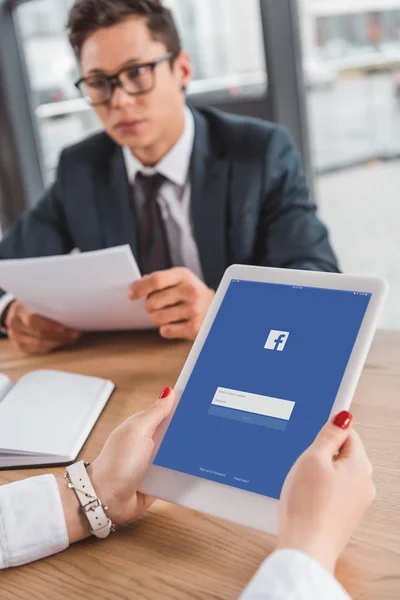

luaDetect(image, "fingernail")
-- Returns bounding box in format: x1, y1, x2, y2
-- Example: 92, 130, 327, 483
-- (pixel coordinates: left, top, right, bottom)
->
159, 387, 173, 399
333, 411, 353, 429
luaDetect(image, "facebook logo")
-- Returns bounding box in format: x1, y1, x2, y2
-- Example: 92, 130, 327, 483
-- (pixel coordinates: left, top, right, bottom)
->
264, 330, 290, 352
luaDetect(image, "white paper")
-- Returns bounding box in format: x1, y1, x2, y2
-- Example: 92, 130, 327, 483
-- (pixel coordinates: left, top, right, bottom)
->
0, 245, 154, 331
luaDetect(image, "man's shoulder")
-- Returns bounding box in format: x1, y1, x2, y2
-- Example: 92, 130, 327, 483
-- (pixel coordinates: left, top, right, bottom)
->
59, 130, 118, 167
193, 106, 290, 157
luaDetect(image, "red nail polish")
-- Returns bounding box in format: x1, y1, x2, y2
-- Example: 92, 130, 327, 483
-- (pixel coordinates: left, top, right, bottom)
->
333, 411, 353, 429
159, 387, 172, 399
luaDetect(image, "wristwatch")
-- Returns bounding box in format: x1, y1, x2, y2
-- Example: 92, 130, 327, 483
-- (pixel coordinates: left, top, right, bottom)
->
65, 461, 115, 539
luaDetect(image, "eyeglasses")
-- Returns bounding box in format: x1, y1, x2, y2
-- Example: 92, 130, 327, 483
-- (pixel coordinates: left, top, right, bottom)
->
75, 52, 175, 106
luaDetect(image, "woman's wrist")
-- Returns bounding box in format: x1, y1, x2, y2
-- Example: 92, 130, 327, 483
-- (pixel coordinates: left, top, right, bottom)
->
57, 463, 121, 544
86, 462, 122, 524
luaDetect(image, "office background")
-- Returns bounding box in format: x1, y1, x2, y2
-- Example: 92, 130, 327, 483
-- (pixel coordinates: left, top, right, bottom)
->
0, 0, 398, 328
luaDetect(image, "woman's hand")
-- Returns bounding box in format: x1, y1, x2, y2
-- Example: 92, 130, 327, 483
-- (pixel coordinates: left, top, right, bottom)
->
89, 387, 175, 525
58, 387, 175, 543
277, 411, 375, 573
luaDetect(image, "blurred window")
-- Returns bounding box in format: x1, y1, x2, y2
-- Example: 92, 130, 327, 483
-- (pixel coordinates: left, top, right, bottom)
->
300, 0, 400, 328
15, 0, 267, 183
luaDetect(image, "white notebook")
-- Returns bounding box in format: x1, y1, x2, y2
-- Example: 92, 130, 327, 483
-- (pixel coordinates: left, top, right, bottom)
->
0, 370, 114, 469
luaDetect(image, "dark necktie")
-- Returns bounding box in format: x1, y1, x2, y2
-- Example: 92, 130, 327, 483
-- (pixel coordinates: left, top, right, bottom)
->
135, 172, 172, 275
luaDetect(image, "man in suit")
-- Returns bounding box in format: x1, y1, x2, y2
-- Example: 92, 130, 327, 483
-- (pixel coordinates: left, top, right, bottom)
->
0, 0, 339, 355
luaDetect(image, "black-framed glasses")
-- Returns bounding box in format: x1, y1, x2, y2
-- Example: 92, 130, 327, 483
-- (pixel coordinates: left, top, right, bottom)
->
75, 51, 175, 106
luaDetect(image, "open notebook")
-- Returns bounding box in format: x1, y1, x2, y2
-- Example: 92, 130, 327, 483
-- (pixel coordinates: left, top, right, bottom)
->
0, 370, 114, 469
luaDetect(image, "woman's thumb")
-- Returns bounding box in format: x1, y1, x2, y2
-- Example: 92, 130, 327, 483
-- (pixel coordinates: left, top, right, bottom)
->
312, 411, 353, 457
136, 387, 176, 437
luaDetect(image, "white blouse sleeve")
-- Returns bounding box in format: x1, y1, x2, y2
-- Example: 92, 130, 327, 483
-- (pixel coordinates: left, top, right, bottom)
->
0, 474, 69, 568
240, 549, 351, 600
0, 473, 353, 600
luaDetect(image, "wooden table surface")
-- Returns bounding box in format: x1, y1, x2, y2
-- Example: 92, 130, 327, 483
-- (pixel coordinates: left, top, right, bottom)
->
0, 330, 399, 599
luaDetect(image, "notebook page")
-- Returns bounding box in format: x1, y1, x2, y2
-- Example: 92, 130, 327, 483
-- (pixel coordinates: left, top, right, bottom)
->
0, 370, 113, 456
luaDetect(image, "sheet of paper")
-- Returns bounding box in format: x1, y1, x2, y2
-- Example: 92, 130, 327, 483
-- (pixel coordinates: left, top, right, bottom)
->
0, 245, 155, 331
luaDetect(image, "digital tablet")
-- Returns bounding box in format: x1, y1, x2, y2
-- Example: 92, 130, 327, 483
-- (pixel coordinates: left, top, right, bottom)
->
140, 265, 388, 534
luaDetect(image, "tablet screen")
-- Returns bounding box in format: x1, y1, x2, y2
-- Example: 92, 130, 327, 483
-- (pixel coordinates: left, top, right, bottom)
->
154, 279, 371, 499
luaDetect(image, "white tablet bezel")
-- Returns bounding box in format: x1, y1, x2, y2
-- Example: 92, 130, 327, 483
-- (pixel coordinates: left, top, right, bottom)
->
140, 265, 388, 534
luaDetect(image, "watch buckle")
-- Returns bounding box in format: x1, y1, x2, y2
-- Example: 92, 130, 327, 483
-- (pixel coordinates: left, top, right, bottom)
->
83, 498, 102, 513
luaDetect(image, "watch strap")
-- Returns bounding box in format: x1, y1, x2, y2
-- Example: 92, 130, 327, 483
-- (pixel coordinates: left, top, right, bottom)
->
65, 460, 113, 539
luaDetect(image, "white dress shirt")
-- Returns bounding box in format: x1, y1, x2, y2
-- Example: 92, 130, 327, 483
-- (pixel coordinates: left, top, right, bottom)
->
0, 107, 203, 328
0, 293, 14, 331
0, 474, 350, 600
240, 549, 350, 599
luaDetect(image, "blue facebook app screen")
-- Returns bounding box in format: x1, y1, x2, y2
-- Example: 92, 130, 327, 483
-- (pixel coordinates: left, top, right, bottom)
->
154, 280, 371, 499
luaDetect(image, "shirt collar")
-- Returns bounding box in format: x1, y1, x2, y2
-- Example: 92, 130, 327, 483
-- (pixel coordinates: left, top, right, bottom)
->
122, 106, 194, 187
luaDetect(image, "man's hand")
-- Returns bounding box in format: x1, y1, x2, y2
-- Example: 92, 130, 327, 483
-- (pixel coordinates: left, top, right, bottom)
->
129, 268, 215, 341
4, 300, 81, 355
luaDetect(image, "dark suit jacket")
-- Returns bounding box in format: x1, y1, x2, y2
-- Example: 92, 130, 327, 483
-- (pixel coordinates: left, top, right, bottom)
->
0, 107, 339, 296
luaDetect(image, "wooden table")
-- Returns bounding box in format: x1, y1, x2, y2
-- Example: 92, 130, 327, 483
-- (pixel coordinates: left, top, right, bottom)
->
0, 331, 399, 599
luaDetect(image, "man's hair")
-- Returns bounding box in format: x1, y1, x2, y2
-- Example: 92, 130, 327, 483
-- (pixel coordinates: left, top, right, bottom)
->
67, 0, 182, 59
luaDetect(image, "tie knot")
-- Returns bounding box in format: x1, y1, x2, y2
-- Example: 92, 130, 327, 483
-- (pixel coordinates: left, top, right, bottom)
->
135, 172, 165, 200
